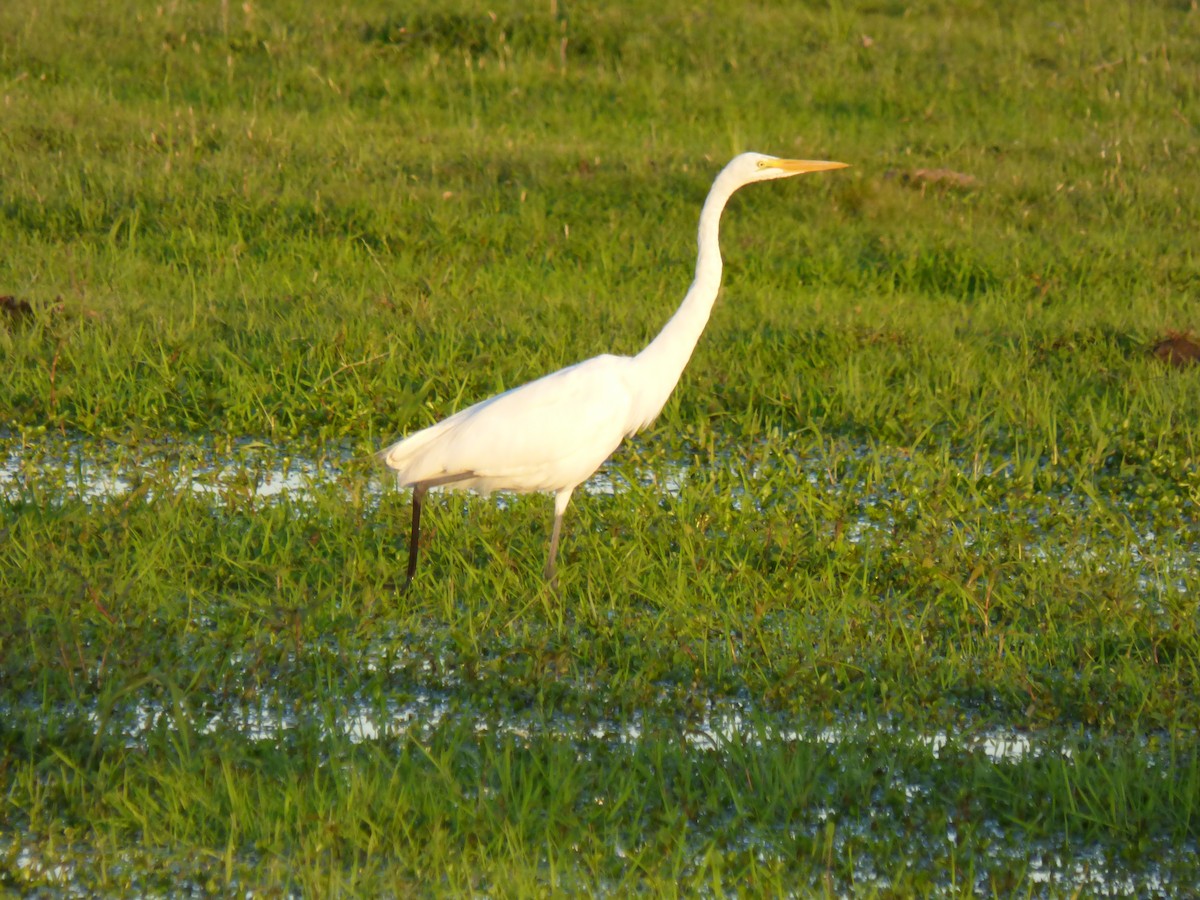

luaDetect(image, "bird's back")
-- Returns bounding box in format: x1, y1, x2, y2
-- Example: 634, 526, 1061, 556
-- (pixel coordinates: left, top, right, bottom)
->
382, 354, 641, 495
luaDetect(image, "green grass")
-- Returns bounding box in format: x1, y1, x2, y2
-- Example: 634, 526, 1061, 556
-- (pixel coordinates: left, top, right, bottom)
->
2, 0, 1200, 894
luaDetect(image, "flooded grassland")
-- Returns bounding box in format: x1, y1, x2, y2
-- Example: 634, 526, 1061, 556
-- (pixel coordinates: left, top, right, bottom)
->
2, 432, 1197, 894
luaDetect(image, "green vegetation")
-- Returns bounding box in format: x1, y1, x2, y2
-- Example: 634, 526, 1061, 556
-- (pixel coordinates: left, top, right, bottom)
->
2, 0, 1199, 893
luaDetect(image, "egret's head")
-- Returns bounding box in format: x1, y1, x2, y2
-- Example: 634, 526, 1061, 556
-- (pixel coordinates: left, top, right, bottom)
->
732, 151, 849, 185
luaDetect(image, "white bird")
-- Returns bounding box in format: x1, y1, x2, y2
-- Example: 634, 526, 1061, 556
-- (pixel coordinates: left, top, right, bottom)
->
382, 151, 848, 590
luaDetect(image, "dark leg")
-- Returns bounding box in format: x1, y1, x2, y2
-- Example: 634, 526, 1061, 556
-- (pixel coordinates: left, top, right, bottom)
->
405, 484, 427, 591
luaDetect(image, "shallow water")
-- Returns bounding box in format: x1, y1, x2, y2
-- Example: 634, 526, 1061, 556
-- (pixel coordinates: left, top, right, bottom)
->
14, 680, 1049, 763
3, 432, 1196, 593
5, 830, 1179, 900
0, 435, 345, 505
3, 432, 1196, 894
4, 669, 1190, 897
3, 602, 1192, 895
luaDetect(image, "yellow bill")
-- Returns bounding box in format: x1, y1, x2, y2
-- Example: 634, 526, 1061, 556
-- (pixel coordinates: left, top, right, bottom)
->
771, 158, 850, 173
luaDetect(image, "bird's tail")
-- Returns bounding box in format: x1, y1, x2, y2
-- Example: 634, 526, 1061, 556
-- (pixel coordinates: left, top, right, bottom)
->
378, 418, 456, 486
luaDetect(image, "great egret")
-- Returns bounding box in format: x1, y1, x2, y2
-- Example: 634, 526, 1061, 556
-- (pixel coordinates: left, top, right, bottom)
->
383, 151, 848, 589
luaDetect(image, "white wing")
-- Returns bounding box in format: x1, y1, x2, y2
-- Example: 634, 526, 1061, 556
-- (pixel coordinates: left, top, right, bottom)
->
383, 354, 641, 494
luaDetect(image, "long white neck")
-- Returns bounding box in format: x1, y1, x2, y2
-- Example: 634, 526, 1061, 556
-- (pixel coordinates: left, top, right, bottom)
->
628, 165, 744, 430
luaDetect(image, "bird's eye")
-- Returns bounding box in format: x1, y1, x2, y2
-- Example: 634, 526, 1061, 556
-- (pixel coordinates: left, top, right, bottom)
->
756, 160, 766, 168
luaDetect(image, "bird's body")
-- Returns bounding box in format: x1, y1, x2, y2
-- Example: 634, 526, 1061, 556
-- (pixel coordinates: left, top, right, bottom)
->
384, 353, 635, 497
383, 151, 847, 589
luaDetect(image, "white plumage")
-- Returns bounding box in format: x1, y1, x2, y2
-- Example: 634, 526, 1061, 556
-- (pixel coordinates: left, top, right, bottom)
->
383, 151, 848, 589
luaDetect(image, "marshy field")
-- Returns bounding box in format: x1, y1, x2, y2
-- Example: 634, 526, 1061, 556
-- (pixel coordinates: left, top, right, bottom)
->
2, 0, 1199, 894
